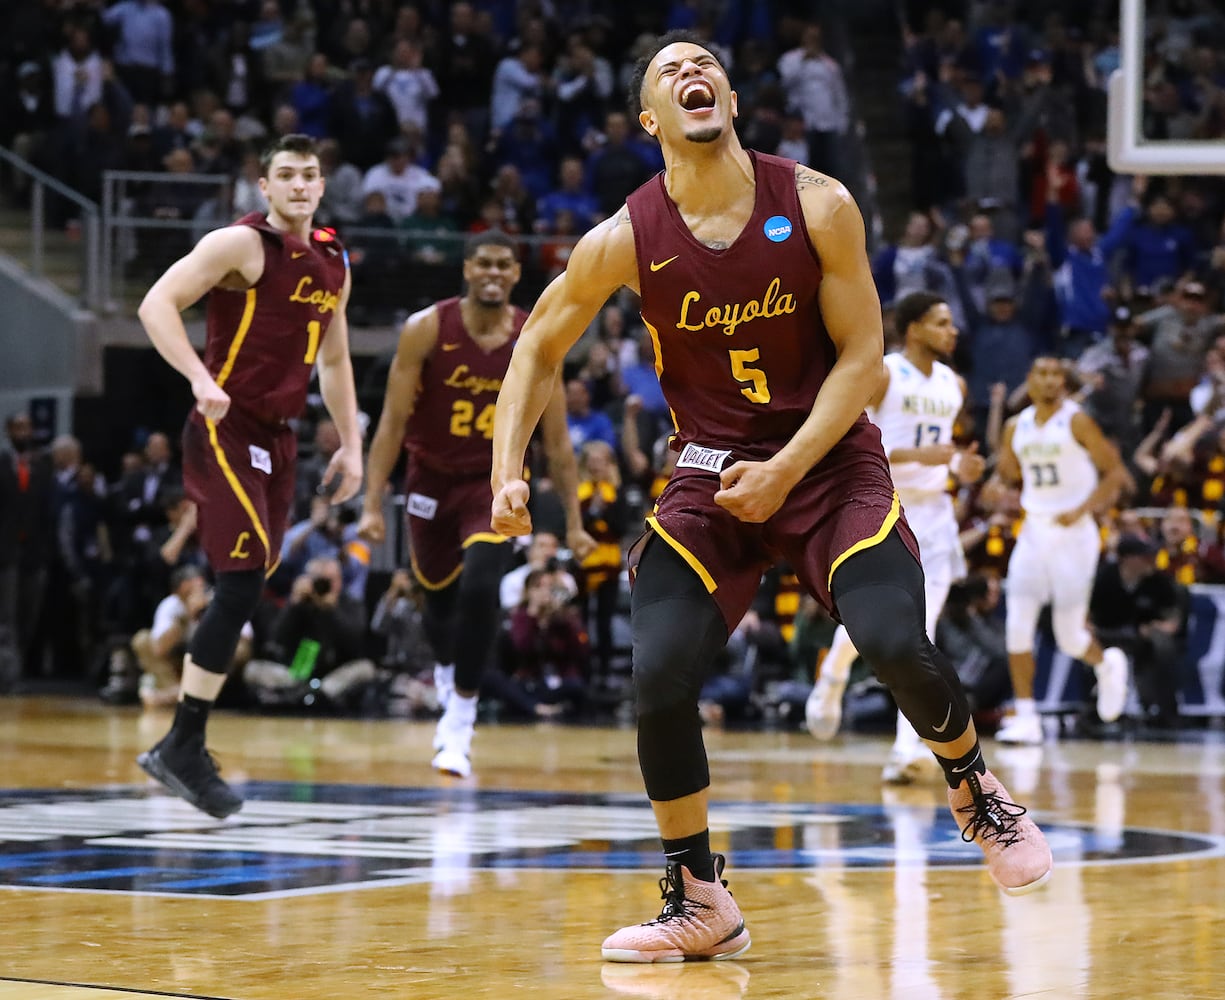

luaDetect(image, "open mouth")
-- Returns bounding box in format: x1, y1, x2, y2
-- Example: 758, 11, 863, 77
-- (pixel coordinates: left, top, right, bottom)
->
679, 80, 716, 112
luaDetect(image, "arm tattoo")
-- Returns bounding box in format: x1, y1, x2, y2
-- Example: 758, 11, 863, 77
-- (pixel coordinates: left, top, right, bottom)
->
613, 207, 632, 227
796, 169, 830, 189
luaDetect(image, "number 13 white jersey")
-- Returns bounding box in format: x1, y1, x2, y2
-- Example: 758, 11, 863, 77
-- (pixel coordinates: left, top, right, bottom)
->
1012, 400, 1097, 516
872, 353, 963, 495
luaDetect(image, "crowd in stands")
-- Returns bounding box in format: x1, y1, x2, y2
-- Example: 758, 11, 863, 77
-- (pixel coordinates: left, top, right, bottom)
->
3, 1, 1225, 732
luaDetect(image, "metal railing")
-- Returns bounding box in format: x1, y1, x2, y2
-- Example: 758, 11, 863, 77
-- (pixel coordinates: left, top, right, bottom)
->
97, 170, 581, 326
101, 169, 231, 312
0, 146, 101, 309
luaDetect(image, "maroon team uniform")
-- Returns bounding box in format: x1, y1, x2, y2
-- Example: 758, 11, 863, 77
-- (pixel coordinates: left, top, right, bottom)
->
402, 297, 524, 588
181, 213, 348, 573
626, 151, 918, 629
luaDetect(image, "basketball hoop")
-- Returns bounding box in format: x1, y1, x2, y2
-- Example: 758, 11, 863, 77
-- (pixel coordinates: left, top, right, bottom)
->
1106, 0, 1225, 174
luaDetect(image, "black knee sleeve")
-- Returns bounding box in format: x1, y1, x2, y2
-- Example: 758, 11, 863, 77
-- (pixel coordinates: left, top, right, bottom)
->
188, 569, 264, 673
833, 530, 971, 743
631, 537, 727, 801
452, 541, 511, 691
638, 702, 710, 802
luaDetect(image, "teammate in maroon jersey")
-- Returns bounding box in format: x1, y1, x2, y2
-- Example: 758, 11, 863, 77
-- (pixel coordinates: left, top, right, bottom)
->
359, 231, 593, 778
135, 134, 363, 819
491, 32, 1052, 961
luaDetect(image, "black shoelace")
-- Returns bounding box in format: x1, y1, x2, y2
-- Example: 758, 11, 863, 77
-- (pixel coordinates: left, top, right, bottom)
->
955, 777, 1028, 848
175, 744, 227, 786
647, 863, 719, 925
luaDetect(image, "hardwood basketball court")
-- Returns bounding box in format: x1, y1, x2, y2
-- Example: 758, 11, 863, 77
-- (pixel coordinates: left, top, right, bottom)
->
0, 697, 1222, 999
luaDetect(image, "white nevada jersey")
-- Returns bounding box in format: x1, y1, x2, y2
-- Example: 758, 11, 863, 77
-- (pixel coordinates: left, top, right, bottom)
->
872, 353, 963, 495
1012, 400, 1098, 516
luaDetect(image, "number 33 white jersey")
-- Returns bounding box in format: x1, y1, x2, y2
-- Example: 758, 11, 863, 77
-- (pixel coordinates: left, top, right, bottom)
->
1012, 400, 1097, 517
872, 353, 963, 495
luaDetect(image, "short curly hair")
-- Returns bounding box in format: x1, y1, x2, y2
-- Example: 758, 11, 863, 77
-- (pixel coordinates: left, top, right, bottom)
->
894, 291, 947, 337
626, 30, 723, 119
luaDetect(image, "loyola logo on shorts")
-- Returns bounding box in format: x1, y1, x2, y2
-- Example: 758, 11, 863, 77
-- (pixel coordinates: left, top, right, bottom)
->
763, 216, 792, 243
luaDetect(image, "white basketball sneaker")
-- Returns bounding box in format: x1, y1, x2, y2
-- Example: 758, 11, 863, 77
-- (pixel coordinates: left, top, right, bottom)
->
805, 671, 847, 741
432, 692, 476, 777
995, 712, 1044, 746
1095, 647, 1129, 723
881, 743, 939, 785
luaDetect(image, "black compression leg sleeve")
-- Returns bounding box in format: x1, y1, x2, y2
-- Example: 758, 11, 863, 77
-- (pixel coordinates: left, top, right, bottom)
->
631, 537, 728, 802
452, 541, 512, 693
832, 528, 972, 744
187, 569, 264, 674
421, 580, 460, 667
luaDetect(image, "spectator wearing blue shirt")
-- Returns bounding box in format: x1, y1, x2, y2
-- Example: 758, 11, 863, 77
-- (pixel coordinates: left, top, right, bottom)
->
620, 337, 670, 435
327, 59, 399, 170
1122, 191, 1199, 290
972, 7, 1029, 82
490, 45, 547, 135
553, 39, 613, 154
535, 156, 601, 234
959, 271, 1045, 432
491, 99, 559, 200
586, 112, 656, 218
957, 212, 1023, 314
102, 0, 175, 106
290, 53, 335, 138
871, 211, 963, 325
1045, 171, 1145, 352
565, 379, 617, 453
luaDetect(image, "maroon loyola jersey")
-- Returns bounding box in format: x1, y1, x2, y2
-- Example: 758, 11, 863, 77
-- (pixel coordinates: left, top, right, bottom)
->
628, 151, 871, 463
204, 212, 348, 425
403, 297, 526, 475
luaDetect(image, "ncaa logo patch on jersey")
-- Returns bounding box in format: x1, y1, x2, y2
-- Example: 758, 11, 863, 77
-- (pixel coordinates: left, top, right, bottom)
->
764, 215, 793, 243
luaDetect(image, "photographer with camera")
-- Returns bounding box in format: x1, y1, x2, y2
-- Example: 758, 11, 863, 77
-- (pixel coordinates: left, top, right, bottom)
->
487, 567, 590, 720
499, 531, 578, 612
244, 556, 376, 709
277, 494, 370, 602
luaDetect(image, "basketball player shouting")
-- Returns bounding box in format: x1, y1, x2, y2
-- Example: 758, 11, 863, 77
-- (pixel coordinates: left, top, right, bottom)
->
491, 32, 1052, 962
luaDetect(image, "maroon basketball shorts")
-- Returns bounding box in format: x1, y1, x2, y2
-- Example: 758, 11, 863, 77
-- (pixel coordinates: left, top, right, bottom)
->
640, 435, 919, 631
403, 462, 506, 590
181, 409, 297, 574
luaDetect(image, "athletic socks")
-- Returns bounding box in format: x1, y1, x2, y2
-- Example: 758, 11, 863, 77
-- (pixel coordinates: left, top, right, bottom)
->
937, 741, 987, 790
168, 694, 212, 745
1013, 697, 1037, 718
662, 829, 716, 882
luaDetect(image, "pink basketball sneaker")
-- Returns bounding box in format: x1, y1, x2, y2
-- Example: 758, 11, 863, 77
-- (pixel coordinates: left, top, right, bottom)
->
948, 769, 1053, 895
601, 855, 751, 963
